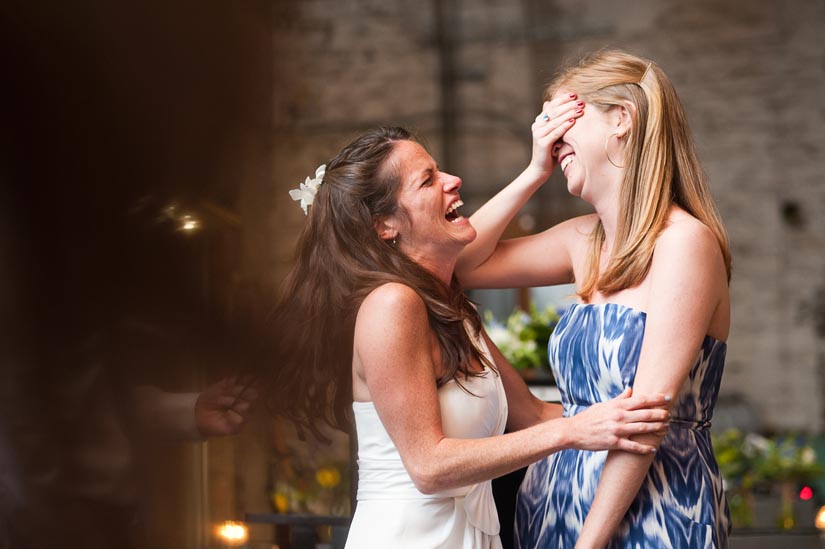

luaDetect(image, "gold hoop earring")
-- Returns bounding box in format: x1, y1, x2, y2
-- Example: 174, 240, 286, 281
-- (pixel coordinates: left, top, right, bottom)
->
604, 132, 626, 169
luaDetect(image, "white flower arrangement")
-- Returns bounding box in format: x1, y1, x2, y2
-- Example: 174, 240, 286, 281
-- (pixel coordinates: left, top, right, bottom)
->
289, 164, 326, 215
483, 304, 560, 374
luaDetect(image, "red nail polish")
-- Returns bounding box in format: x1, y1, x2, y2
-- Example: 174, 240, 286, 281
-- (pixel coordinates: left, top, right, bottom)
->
576, 101, 584, 107
569, 92, 576, 99
575, 109, 583, 114
569, 118, 575, 123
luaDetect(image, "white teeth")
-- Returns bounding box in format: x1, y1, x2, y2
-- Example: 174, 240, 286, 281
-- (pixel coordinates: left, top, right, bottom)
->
446, 200, 463, 215
561, 155, 574, 172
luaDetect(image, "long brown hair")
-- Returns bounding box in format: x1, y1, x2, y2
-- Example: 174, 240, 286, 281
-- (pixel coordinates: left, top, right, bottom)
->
268, 127, 491, 438
546, 50, 731, 299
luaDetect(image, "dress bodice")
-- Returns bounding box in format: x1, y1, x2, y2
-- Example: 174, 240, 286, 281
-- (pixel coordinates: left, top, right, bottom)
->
353, 367, 507, 501
516, 302, 730, 549
348, 334, 508, 548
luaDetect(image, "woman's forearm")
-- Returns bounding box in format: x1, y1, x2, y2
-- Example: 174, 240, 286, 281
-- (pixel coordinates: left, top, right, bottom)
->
455, 165, 548, 275
412, 398, 667, 495
411, 415, 571, 494
575, 437, 659, 548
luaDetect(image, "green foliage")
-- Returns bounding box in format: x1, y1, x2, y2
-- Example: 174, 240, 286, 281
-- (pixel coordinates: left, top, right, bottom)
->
712, 428, 823, 487
713, 429, 824, 529
484, 304, 560, 371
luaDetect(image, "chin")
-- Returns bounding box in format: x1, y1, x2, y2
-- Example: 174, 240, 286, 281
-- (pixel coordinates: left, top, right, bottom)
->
566, 180, 583, 197
461, 223, 478, 244
448, 230, 476, 252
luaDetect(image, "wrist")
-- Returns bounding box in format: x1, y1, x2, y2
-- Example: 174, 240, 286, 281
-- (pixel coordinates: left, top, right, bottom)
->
522, 163, 552, 186
546, 416, 572, 452
575, 528, 604, 549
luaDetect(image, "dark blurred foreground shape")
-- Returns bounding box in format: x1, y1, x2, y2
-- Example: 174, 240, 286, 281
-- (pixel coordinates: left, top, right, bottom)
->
0, 1, 273, 547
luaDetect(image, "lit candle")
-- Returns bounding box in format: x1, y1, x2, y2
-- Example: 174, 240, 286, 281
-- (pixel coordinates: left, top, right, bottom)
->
815, 506, 825, 531
214, 520, 249, 547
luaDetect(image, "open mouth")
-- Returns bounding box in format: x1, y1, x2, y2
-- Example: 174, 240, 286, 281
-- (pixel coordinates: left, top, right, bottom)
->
445, 199, 464, 222
560, 154, 574, 172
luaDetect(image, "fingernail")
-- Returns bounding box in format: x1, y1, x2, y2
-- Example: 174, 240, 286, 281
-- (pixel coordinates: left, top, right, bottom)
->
575, 109, 583, 114
576, 101, 584, 107
569, 118, 575, 123
569, 92, 576, 98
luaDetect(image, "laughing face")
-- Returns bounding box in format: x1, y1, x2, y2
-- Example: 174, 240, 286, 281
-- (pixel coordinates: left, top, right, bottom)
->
378, 140, 476, 270
552, 93, 626, 203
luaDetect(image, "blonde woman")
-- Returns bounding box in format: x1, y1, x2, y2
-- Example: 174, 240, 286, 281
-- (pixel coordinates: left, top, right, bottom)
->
457, 50, 731, 548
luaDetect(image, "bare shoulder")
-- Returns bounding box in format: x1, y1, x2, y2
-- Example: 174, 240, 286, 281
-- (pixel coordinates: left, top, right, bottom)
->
646, 211, 730, 341
651, 210, 727, 287
354, 283, 435, 383
656, 210, 721, 259
357, 283, 428, 335
361, 282, 424, 315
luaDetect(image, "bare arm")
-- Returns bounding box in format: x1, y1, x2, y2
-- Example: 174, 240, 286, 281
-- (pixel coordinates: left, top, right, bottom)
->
459, 215, 594, 289
456, 96, 582, 287
575, 222, 729, 548
132, 386, 203, 440
132, 377, 257, 441
194, 377, 257, 437
355, 283, 671, 494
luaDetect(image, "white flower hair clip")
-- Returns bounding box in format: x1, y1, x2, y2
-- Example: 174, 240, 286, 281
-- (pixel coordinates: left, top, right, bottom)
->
289, 164, 326, 215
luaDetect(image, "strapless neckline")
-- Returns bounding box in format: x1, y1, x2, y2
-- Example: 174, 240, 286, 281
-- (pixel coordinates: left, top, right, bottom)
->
565, 302, 728, 347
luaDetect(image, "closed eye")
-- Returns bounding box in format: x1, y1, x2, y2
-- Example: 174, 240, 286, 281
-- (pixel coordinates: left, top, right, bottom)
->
419, 167, 436, 187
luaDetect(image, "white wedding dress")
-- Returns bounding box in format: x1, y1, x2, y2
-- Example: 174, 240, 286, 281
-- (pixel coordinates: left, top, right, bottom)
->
345, 337, 507, 549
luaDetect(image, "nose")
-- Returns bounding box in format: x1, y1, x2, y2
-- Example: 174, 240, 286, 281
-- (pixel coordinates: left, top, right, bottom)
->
440, 171, 462, 193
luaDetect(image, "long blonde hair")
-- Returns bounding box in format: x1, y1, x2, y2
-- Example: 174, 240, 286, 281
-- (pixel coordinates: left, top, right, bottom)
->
546, 50, 731, 300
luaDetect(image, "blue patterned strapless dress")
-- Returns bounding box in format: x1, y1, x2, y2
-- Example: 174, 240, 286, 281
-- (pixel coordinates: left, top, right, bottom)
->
514, 303, 730, 549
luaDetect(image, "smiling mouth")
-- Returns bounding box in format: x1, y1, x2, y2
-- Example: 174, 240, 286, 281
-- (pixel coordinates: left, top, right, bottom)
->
560, 154, 574, 172
445, 199, 464, 222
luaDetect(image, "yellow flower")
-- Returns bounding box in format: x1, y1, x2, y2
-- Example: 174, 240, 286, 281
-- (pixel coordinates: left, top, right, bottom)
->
315, 467, 341, 489
271, 492, 289, 513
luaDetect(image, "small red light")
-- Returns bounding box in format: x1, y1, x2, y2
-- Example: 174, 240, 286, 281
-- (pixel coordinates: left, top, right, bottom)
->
800, 486, 814, 501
